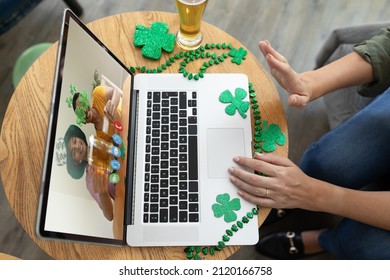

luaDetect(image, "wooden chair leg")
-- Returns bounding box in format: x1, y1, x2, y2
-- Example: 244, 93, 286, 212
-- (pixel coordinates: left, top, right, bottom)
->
63, 0, 83, 16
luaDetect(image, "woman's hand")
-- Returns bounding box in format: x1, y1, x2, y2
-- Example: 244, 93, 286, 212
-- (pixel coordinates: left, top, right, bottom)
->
229, 153, 316, 210
104, 100, 117, 119
259, 40, 312, 108
87, 165, 109, 194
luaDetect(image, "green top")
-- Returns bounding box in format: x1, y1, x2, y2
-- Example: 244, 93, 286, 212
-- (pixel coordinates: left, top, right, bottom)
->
353, 26, 390, 97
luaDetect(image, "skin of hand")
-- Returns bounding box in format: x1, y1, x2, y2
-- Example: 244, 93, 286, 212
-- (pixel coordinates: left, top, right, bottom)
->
259, 40, 312, 108
229, 153, 315, 210
259, 40, 373, 107
104, 99, 117, 119
104, 86, 121, 119
229, 153, 390, 231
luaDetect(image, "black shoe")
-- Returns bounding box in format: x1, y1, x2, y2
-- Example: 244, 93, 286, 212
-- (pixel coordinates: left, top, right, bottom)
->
262, 208, 291, 226
256, 231, 306, 259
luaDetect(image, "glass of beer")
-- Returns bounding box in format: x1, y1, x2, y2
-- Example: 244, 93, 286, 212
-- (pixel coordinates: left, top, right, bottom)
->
88, 135, 114, 171
175, 0, 208, 50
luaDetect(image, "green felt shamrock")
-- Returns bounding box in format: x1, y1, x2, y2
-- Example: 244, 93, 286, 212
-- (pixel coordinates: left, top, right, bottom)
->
219, 87, 250, 118
256, 121, 286, 152
228, 47, 248, 65
212, 193, 241, 223
133, 22, 176, 60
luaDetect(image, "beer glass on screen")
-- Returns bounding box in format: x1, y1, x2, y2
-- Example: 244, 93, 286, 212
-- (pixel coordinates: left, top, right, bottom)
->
175, 0, 208, 50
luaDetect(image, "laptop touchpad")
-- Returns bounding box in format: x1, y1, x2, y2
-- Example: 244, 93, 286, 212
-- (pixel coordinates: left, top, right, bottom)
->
207, 128, 246, 178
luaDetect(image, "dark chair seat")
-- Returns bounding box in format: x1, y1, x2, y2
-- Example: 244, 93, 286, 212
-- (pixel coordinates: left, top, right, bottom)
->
0, 0, 83, 36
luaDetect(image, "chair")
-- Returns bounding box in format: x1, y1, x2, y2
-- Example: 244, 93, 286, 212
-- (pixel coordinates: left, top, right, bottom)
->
0, 0, 83, 37
1, 1, 83, 88
12, 42, 52, 88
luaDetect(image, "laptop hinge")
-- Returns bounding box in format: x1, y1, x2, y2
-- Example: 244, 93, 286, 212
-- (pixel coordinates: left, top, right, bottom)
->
124, 89, 139, 226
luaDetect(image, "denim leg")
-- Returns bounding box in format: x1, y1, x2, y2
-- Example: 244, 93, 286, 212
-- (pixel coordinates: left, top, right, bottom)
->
318, 218, 390, 259
299, 87, 390, 189
300, 87, 390, 258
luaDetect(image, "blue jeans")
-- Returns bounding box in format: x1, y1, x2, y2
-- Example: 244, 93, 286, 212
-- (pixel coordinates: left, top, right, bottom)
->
299, 86, 390, 259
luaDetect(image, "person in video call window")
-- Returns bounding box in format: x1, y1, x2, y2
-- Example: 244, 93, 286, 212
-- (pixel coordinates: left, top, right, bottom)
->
63, 124, 115, 221
72, 84, 122, 143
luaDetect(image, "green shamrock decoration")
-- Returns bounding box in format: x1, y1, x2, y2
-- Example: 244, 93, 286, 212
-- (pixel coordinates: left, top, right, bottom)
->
212, 193, 241, 223
66, 84, 90, 126
65, 84, 77, 108
256, 121, 286, 152
228, 47, 248, 65
219, 87, 250, 118
133, 22, 176, 60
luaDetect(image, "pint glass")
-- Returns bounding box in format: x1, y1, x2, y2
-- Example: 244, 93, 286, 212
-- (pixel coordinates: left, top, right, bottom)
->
176, 0, 208, 50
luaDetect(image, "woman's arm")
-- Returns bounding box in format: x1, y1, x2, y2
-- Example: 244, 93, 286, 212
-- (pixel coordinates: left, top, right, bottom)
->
259, 41, 373, 107
86, 165, 114, 221
98, 192, 114, 221
308, 177, 390, 231
300, 51, 374, 101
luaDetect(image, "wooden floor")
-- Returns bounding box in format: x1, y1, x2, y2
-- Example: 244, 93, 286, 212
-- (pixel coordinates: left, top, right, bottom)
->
1, 0, 389, 260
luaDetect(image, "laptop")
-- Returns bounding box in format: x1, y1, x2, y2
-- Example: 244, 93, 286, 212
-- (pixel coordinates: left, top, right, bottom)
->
37, 9, 258, 247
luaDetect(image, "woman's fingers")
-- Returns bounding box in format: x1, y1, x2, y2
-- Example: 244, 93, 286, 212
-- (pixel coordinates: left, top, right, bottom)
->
229, 166, 271, 192
231, 153, 291, 179
259, 40, 288, 63
253, 152, 292, 167
259, 40, 310, 108
236, 188, 275, 208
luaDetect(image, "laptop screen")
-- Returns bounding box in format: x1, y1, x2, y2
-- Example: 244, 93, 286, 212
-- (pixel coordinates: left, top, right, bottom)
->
37, 10, 131, 245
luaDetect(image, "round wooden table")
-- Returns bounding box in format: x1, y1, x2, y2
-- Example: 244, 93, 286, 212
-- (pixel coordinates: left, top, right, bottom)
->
0, 11, 287, 260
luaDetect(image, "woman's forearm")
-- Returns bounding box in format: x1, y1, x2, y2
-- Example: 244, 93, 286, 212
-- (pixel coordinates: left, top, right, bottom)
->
307, 178, 390, 231
99, 192, 114, 221
300, 52, 373, 101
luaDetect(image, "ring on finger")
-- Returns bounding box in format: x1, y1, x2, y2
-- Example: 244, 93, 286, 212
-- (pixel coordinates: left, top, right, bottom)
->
264, 188, 269, 199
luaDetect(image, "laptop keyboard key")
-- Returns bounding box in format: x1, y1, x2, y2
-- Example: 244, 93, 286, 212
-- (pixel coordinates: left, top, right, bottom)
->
189, 193, 198, 202
189, 213, 199, 223
150, 214, 158, 223
169, 206, 178, 222
188, 136, 198, 180
179, 211, 188, 222
160, 199, 168, 208
189, 203, 198, 212
150, 203, 159, 212
160, 209, 168, 223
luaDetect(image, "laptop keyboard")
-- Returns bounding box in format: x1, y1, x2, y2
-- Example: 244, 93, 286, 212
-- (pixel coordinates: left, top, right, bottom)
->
143, 91, 199, 223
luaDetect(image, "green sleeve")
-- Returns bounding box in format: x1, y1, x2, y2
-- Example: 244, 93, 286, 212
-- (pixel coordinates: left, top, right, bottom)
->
353, 26, 390, 97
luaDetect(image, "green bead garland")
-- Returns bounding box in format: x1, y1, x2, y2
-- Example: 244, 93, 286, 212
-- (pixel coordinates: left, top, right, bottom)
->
129, 43, 263, 155
184, 206, 259, 260
129, 42, 244, 81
